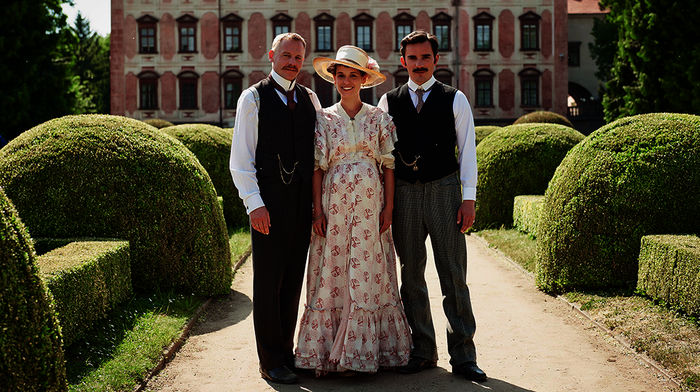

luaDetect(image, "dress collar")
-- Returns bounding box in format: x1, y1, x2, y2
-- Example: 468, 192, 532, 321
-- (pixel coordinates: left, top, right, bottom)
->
408, 76, 436, 92
270, 69, 296, 91
336, 102, 366, 121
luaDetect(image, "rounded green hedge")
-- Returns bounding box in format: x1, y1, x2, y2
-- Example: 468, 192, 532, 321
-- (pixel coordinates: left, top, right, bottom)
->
162, 124, 247, 228
514, 110, 574, 128
0, 115, 231, 296
143, 118, 174, 129
0, 188, 67, 391
475, 126, 501, 145
536, 113, 700, 293
473, 123, 584, 230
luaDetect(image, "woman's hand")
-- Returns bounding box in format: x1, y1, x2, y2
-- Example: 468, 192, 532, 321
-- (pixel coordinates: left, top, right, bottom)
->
379, 206, 392, 234
313, 212, 327, 237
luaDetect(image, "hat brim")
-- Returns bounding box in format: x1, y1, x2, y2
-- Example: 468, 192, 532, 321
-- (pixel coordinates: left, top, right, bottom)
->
313, 57, 386, 88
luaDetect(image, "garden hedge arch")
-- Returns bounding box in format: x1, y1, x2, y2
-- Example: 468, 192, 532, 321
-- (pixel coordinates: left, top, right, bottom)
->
0, 115, 231, 296
473, 123, 584, 230
536, 113, 700, 293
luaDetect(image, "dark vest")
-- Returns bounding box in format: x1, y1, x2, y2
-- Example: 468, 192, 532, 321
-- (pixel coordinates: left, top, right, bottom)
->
386, 81, 459, 183
254, 77, 316, 185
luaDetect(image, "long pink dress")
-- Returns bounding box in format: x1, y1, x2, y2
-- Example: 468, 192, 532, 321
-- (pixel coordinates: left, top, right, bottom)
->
294, 103, 412, 373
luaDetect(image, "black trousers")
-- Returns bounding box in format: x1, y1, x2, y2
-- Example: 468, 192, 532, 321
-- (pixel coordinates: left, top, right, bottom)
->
251, 179, 312, 370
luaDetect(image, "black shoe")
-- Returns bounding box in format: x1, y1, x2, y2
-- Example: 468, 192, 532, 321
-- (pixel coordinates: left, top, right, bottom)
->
260, 365, 299, 384
398, 357, 438, 374
452, 362, 487, 382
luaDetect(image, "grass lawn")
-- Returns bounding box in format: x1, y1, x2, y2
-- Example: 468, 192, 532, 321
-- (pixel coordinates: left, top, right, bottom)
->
65, 228, 251, 391
475, 228, 700, 391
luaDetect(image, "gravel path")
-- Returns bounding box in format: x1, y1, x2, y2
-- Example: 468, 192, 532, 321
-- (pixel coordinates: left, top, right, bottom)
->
147, 235, 678, 391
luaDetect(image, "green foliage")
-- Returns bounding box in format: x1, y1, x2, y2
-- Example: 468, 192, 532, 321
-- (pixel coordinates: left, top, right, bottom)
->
0, 0, 77, 142
162, 124, 248, 228
599, 0, 700, 121
537, 113, 700, 293
589, 15, 617, 83
68, 13, 110, 114
513, 111, 574, 128
637, 235, 700, 316
473, 123, 584, 230
0, 114, 232, 296
144, 118, 175, 129
512, 195, 544, 238
475, 126, 501, 145
38, 241, 132, 346
0, 188, 67, 391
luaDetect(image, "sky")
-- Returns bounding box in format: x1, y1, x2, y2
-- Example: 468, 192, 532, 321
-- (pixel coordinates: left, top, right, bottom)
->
62, 0, 111, 36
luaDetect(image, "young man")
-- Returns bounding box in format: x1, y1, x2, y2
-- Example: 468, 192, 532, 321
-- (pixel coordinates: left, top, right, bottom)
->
377, 30, 486, 382
230, 33, 321, 384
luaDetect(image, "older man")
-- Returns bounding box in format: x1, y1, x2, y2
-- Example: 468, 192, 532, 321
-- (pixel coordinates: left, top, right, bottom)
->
230, 33, 321, 384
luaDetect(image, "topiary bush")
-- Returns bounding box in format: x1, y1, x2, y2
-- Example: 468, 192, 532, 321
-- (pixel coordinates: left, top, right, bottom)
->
536, 113, 700, 293
0, 188, 67, 391
513, 195, 544, 238
473, 123, 584, 230
143, 118, 174, 129
162, 124, 247, 228
0, 115, 231, 296
475, 126, 501, 145
514, 110, 574, 128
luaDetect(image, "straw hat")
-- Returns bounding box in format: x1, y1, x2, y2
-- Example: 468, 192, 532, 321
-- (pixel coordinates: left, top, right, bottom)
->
313, 45, 386, 88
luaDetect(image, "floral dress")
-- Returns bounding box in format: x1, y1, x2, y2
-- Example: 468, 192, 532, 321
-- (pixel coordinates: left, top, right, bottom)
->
294, 103, 412, 373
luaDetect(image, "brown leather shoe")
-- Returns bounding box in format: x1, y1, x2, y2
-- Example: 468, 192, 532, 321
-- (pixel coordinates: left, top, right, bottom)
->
260, 365, 299, 384
398, 357, 438, 374
452, 362, 487, 382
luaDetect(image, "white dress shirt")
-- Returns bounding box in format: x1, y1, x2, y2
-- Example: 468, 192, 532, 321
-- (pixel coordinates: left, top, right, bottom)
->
229, 69, 322, 214
377, 76, 477, 201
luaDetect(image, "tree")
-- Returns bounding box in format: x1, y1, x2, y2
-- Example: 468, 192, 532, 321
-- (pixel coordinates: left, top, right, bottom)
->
69, 13, 110, 114
598, 0, 700, 121
0, 0, 76, 142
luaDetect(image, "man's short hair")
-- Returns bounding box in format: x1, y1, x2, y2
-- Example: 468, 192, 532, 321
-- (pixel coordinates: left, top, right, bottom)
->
400, 30, 439, 58
271, 33, 307, 52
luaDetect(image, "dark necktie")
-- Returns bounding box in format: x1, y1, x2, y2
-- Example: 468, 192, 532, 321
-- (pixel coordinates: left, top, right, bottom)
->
271, 78, 296, 110
415, 86, 432, 113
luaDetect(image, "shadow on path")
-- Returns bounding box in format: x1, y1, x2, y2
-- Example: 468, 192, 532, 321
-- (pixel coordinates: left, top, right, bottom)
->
190, 289, 252, 336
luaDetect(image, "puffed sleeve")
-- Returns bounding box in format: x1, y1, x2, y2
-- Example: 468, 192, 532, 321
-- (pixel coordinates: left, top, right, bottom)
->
314, 111, 330, 171
377, 109, 398, 169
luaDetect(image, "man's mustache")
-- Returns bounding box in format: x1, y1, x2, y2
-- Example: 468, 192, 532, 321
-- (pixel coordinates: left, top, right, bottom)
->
282, 66, 299, 71
412, 68, 428, 73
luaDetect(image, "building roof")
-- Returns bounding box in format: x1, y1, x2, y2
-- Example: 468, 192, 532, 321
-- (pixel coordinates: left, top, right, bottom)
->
568, 0, 608, 15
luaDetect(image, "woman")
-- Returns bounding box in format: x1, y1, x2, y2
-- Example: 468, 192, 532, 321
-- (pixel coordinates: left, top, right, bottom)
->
294, 46, 412, 375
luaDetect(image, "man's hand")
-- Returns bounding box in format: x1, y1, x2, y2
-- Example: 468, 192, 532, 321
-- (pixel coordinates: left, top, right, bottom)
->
313, 213, 327, 237
250, 206, 271, 235
457, 200, 475, 233
379, 206, 392, 234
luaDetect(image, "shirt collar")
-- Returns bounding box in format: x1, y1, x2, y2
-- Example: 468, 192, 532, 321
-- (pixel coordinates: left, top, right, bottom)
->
271, 69, 296, 91
408, 76, 436, 92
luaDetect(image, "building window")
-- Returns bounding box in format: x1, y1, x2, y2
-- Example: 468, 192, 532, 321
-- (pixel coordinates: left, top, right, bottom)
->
137, 15, 158, 54
177, 14, 198, 53
394, 69, 408, 87
432, 12, 452, 51
473, 12, 494, 52
473, 69, 495, 107
222, 70, 243, 110
314, 13, 335, 52
353, 13, 375, 52
519, 11, 541, 51
519, 68, 541, 107
138, 71, 159, 110
394, 12, 415, 51
271, 13, 293, 38
434, 69, 453, 86
568, 41, 581, 67
221, 13, 243, 53
178, 71, 199, 110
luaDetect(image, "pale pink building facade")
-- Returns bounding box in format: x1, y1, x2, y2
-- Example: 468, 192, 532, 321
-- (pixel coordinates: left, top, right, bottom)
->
111, 0, 568, 126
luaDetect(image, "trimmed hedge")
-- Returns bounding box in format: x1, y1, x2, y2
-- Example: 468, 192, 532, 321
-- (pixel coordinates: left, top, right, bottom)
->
143, 118, 174, 129
475, 126, 501, 145
0, 114, 231, 296
473, 123, 584, 230
514, 110, 574, 128
0, 188, 67, 391
513, 195, 544, 238
38, 240, 132, 346
637, 235, 700, 316
537, 113, 700, 293
162, 124, 247, 228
